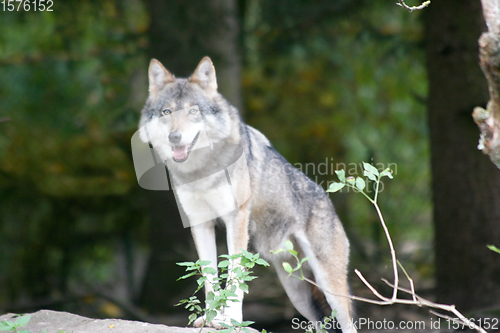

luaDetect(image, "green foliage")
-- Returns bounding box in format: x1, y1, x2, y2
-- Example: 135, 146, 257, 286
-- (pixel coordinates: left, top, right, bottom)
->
274, 162, 396, 285
271, 241, 309, 279
328, 161, 394, 204
0, 315, 43, 333
243, 0, 431, 275
0, 0, 149, 303
176, 252, 269, 331
0, 314, 65, 333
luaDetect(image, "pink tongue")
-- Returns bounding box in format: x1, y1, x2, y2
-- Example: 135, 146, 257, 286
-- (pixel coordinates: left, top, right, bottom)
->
173, 146, 188, 160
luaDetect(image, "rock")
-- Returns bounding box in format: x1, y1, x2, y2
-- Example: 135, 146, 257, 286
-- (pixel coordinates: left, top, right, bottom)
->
0, 310, 258, 333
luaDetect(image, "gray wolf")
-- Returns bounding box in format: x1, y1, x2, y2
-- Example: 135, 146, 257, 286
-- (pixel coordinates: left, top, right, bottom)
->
138, 57, 356, 333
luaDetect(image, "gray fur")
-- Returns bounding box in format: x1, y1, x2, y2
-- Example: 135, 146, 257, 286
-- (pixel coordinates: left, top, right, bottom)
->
138, 57, 355, 333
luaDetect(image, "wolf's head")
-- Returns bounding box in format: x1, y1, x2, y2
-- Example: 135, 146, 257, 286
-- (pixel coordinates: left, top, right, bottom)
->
139, 57, 237, 169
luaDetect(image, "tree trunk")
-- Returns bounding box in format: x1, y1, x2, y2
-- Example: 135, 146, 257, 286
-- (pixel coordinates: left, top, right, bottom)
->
146, 0, 242, 109
425, 0, 500, 311
473, 0, 500, 169
138, 0, 242, 313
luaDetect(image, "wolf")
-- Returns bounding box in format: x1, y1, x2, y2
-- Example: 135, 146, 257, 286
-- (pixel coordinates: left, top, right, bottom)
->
138, 57, 356, 333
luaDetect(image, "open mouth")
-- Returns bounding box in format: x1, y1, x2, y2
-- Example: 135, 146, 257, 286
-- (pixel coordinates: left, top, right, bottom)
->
171, 132, 200, 163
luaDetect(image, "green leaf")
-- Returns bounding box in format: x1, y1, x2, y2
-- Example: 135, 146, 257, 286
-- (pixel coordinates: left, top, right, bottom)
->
218, 260, 230, 268
282, 262, 293, 274
176, 261, 195, 267
355, 177, 365, 191
196, 276, 207, 286
0, 321, 15, 331
241, 249, 256, 260
18, 330, 32, 333
255, 258, 270, 266
206, 310, 217, 324
299, 257, 310, 265
345, 176, 355, 185
197, 260, 212, 266
327, 182, 345, 193
364, 172, 377, 182
285, 240, 294, 250
202, 267, 217, 275
177, 271, 197, 281
487, 245, 500, 254
239, 282, 249, 293
334, 169, 345, 182
243, 275, 257, 282
380, 168, 393, 179
15, 315, 31, 328
188, 313, 197, 325
221, 290, 238, 298
362, 162, 379, 180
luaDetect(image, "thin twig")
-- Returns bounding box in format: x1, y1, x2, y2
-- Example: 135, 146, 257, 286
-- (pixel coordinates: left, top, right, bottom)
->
0, 117, 11, 123
396, 0, 431, 12
381, 279, 487, 333
397, 260, 417, 303
429, 310, 461, 323
373, 202, 399, 301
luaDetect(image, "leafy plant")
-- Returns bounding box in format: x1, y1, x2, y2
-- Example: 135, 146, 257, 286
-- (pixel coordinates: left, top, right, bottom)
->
0, 314, 67, 333
0, 315, 32, 333
273, 162, 490, 333
176, 250, 269, 332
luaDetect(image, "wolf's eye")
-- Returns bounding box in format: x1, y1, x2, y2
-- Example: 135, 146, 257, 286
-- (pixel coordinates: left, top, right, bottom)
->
162, 108, 171, 116
190, 108, 198, 114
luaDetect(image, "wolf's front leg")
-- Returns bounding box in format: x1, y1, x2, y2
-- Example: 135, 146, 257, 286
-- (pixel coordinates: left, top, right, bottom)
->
222, 205, 251, 324
190, 222, 225, 328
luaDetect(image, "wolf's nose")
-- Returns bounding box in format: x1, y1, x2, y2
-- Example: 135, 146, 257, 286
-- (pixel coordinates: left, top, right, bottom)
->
169, 131, 182, 144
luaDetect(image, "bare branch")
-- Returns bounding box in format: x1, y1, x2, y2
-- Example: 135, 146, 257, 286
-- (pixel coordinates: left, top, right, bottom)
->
396, 0, 431, 12
373, 203, 399, 301
281, 166, 489, 333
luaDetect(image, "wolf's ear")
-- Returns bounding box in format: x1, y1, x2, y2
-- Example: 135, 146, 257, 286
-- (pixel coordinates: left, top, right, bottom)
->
148, 59, 174, 95
189, 57, 218, 93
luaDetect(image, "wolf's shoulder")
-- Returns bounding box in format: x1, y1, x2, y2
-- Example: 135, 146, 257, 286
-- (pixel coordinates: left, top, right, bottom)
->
243, 124, 271, 147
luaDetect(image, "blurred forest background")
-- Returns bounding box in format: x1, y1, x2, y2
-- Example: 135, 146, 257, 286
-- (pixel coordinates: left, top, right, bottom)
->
0, 0, 499, 331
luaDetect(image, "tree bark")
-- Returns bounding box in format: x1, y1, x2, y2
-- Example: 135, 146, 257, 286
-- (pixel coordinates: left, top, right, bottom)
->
473, 0, 500, 169
425, 0, 500, 311
138, 0, 242, 313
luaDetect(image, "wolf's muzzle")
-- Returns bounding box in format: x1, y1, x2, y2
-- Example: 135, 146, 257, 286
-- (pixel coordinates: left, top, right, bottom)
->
169, 131, 182, 144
